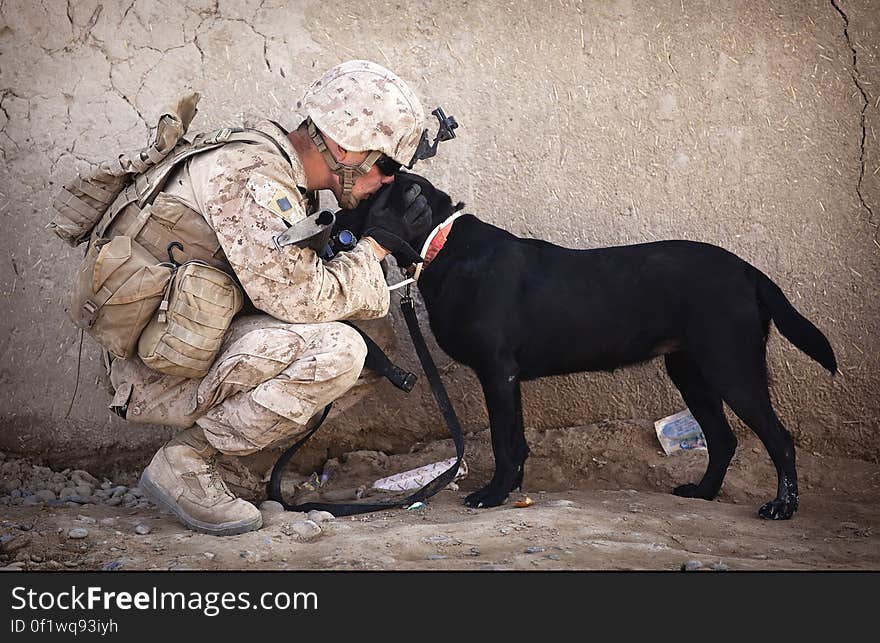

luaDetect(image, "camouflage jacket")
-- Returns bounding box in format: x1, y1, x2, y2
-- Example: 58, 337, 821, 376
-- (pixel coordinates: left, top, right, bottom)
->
162, 118, 390, 324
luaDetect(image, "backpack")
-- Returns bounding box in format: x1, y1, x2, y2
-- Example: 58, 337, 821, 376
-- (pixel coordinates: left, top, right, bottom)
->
50, 92, 283, 375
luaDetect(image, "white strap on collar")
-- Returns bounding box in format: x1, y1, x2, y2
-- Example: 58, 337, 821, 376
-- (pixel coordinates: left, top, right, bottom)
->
386, 211, 466, 291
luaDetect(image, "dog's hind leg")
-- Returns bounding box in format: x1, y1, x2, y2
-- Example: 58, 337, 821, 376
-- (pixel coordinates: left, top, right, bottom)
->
691, 326, 799, 520
465, 364, 524, 508
664, 352, 737, 501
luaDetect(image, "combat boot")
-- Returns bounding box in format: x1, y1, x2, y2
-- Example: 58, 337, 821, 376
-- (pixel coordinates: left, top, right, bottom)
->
140, 427, 262, 536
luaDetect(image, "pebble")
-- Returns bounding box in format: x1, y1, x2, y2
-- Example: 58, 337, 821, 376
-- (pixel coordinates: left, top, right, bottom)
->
105, 496, 123, 507
426, 554, 447, 560
129, 487, 144, 499
68, 528, 89, 540
0, 562, 25, 571
67, 495, 91, 504
76, 515, 97, 525
307, 510, 335, 523
73, 470, 100, 486
22, 496, 43, 506
547, 499, 576, 508
287, 520, 322, 542
36, 489, 56, 502
102, 561, 123, 571
259, 500, 284, 514
681, 560, 703, 571
711, 562, 729, 571
134, 524, 152, 535
525, 546, 546, 554
75, 484, 94, 497
203, 552, 216, 560
99, 517, 117, 527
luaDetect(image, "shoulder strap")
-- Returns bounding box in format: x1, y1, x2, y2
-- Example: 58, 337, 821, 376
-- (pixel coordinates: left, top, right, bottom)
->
95, 128, 292, 239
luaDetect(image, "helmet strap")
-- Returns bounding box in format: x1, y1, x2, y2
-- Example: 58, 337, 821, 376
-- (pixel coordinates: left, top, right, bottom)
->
307, 118, 382, 208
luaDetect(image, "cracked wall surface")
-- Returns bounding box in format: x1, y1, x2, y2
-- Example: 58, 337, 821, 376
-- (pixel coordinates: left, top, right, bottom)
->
0, 0, 878, 475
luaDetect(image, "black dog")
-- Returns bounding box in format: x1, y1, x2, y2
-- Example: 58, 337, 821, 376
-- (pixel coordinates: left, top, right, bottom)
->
337, 173, 837, 520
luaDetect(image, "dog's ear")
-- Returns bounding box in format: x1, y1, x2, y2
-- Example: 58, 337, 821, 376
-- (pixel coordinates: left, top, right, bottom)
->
452, 201, 465, 213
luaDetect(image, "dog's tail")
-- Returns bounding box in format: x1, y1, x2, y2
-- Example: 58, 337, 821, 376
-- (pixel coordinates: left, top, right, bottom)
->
756, 271, 837, 374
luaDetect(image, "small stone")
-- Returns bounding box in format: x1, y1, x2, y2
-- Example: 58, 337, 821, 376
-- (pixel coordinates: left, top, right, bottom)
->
525, 546, 546, 554
105, 496, 123, 507
111, 486, 127, 498
711, 562, 729, 571
73, 470, 100, 486
0, 534, 31, 554
0, 562, 25, 571
547, 499, 576, 508
68, 528, 88, 540
67, 495, 91, 504
30, 554, 43, 563
681, 560, 703, 571
22, 495, 43, 506
307, 510, 335, 523
426, 554, 447, 560
129, 487, 144, 499
134, 524, 151, 535
286, 520, 322, 541
259, 500, 284, 514
203, 552, 215, 560
102, 561, 123, 571
64, 560, 80, 568
547, 554, 561, 561
122, 493, 136, 504
1, 477, 21, 493
10, 489, 22, 499
59, 487, 76, 500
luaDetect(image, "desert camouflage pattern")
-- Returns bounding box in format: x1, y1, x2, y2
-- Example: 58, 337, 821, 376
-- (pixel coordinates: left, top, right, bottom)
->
110, 118, 392, 456
300, 60, 426, 166
112, 315, 371, 454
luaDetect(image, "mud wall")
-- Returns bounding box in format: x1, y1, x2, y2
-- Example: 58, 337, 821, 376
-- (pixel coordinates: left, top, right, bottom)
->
0, 0, 877, 474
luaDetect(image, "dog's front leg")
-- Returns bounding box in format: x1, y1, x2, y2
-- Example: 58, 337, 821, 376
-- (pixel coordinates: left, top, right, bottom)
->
465, 368, 524, 508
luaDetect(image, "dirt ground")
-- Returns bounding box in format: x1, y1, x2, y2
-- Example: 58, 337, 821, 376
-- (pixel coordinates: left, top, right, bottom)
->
3, 420, 879, 571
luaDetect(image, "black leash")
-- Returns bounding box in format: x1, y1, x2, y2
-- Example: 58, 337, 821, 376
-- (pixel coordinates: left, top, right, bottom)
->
267, 288, 465, 516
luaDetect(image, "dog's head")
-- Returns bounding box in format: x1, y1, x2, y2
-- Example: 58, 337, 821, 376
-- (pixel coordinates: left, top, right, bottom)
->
334, 171, 464, 251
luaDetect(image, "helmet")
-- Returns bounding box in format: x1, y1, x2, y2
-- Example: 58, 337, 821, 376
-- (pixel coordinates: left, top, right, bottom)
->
301, 60, 426, 166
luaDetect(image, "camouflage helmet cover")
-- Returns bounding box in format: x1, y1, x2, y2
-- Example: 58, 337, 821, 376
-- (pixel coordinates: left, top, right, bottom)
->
300, 60, 426, 166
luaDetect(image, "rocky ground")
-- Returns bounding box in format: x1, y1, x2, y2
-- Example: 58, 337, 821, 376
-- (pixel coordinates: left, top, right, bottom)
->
3, 419, 880, 571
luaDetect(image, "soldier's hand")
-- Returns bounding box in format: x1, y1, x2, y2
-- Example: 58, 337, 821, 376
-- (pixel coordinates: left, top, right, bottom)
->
362, 184, 432, 266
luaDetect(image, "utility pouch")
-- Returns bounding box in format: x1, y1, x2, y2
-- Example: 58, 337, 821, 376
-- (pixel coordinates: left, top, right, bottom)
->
48, 91, 201, 247
69, 235, 174, 359
137, 261, 243, 378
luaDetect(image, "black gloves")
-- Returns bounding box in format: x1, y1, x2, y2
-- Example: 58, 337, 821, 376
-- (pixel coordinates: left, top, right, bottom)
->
362, 184, 432, 267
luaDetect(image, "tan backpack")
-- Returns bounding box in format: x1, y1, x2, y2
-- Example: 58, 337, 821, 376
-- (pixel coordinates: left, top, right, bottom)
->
51, 92, 286, 375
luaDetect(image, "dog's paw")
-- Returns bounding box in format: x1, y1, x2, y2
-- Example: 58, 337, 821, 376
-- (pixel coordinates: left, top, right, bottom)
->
758, 496, 798, 520
464, 486, 509, 509
672, 483, 703, 498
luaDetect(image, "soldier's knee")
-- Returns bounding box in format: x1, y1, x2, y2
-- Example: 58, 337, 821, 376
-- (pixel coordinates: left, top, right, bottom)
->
331, 322, 368, 376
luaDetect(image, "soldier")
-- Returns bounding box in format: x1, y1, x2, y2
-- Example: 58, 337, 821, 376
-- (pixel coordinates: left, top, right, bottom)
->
111, 60, 439, 535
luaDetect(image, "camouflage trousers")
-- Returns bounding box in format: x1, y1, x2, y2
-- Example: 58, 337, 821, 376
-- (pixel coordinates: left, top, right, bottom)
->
110, 314, 386, 455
